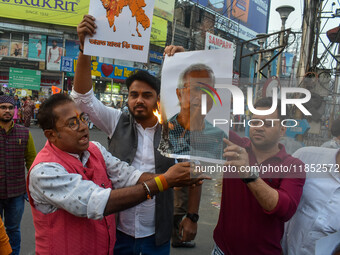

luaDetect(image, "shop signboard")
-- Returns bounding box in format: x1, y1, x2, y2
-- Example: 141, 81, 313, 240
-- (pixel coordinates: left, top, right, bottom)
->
150, 16, 168, 47
154, 0, 175, 22
28, 34, 47, 61
0, 0, 90, 27
71, 57, 136, 80
9, 67, 41, 91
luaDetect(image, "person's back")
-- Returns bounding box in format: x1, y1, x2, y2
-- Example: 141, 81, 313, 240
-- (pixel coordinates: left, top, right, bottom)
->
282, 146, 340, 255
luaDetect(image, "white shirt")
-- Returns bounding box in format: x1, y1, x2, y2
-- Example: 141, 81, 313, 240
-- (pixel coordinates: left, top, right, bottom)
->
282, 147, 340, 255
71, 88, 157, 238
29, 141, 142, 220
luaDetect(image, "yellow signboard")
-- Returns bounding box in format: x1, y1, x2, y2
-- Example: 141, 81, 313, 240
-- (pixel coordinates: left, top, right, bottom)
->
150, 16, 168, 47
0, 0, 90, 27
154, 0, 175, 22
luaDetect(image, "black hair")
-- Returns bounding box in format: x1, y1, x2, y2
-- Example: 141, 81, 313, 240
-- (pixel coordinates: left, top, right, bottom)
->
331, 119, 340, 137
125, 70, 160, 95
332, 243, 340, 255
38, 94, 74, 130
254, 97, 284, 121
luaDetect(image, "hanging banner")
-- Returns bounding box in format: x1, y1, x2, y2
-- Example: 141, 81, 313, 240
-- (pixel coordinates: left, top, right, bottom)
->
28, 34, 47, 61
84, 0, 155, 63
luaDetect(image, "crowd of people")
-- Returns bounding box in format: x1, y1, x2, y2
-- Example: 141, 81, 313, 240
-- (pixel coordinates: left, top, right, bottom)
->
0, 14, 340, 255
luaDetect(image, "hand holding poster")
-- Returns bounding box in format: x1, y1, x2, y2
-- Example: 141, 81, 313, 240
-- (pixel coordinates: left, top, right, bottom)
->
158, 49, 233, 164
84, 0, 155, 63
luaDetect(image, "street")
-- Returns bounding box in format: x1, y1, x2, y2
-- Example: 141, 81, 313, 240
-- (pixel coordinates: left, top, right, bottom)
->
20, 126, 222, 255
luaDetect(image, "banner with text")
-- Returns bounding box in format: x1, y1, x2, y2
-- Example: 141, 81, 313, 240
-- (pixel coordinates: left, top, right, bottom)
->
85, 0, 155, 63
0, 0, 90, 27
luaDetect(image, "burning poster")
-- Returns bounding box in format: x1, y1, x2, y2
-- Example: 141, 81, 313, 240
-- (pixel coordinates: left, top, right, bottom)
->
158, 49, 233, 164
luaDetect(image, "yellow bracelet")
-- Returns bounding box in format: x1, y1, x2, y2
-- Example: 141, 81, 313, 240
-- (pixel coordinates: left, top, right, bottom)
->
155, 176, 164, 192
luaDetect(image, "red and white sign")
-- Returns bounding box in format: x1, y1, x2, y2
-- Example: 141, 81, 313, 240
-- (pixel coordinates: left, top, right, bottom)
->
205, 32, 236, 59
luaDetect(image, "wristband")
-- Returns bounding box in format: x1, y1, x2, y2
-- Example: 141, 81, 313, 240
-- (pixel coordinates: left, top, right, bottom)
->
79, 46, 83, 53
155, 176, 164, 192
158, 175, 169, 190
142, 182, 152, 200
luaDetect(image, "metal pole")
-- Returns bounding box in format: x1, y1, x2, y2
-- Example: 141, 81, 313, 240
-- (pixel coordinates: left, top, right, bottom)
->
276, 19, 286, 78
254, 50, 262, 99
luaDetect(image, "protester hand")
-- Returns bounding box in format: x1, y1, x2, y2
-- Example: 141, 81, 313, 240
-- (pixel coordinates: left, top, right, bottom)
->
179, 217, 197, 242
77, 15, 97, 50
223, 138, 251, 179
163, 45, 185, 57
164, 162, 211, 187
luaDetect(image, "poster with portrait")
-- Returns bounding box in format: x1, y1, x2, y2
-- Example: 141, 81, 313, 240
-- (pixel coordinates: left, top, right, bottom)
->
46, 37, 64, 71
0, 39, 9, 56
84, 0, 155, 63
159, 49, 233, 163
10, 41, 23, 58
28, 34, 47, 61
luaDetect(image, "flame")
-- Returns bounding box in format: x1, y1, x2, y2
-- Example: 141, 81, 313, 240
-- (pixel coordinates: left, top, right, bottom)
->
153, 109, 163, 124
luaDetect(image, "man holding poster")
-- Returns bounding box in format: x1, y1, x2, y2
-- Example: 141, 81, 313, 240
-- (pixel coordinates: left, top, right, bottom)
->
71, 15, 201, 255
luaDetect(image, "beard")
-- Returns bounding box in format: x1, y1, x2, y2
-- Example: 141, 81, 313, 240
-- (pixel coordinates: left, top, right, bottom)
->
128, 102, 158, 121
0, 117, 13, 123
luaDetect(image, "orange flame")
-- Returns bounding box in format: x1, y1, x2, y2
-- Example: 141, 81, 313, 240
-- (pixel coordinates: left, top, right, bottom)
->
153, 109, 163, 124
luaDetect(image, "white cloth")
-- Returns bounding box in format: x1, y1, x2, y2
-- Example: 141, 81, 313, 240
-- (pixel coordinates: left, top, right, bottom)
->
282, 146, 340, 255
49, 47, 60, 63
71, 88, 157, 238
321, 137, 340, 149
29, 141, 142, 220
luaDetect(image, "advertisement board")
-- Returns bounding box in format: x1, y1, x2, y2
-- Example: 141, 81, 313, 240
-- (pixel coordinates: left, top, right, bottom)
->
46, 37, 64, 71
28, 34, 47, 61
154, 0, 175, 22
0, 39, 10, 57
0, 0, 90, 27
205, 32, 236, 59
195, 0, 269, 40
9, 67, 41, 91
150, 15, 168, 47
65, 40, 81, 58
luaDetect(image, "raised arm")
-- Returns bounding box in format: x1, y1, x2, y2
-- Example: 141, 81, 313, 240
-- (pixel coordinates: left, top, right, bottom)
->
74, 15, 97, 94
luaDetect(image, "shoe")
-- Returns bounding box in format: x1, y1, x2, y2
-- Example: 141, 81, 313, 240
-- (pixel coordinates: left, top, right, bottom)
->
171, 241, 196, 248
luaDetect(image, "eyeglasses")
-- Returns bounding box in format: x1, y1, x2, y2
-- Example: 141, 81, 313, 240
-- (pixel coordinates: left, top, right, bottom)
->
56, 113, 90, 131
0, 105, 14, 110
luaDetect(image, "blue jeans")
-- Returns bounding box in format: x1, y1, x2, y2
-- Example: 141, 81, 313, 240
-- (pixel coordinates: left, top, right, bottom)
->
0, 194, 26, 255
114, 230, 170, 255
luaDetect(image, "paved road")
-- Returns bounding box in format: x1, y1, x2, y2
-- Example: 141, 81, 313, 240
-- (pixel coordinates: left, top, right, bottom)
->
20, 126, 221, 255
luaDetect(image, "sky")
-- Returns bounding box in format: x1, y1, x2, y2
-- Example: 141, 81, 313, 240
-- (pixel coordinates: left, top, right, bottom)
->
267, 0, 340, 69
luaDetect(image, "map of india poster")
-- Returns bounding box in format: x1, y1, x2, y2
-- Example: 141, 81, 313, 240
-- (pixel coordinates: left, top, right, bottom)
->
85, 0, 155, 63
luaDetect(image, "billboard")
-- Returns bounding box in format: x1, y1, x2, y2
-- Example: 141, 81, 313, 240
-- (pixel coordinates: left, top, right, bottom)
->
150, 15, 168, 47
0, 0, 89, 27
28, 34, 47, 61
195, 0, 269, 40
154, 0, 175, 22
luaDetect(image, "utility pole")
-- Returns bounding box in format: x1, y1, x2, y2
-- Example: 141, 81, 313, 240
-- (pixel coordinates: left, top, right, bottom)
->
296, 0, 321, 84
295, 0, 321, 141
